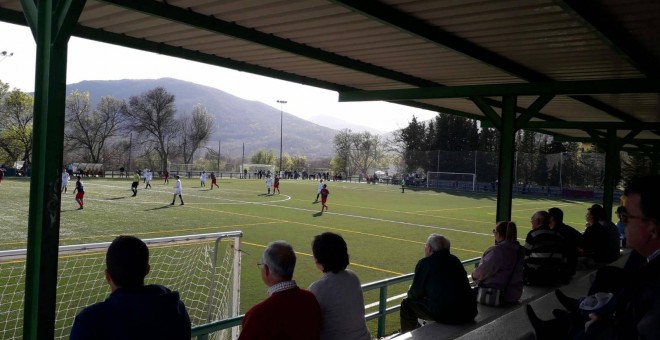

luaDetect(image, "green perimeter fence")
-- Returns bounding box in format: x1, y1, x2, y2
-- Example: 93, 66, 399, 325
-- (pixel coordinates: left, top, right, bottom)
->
191, 257, 481, 339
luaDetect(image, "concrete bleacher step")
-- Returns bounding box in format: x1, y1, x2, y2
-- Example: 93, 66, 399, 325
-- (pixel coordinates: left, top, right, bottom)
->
391, 251, 630, 340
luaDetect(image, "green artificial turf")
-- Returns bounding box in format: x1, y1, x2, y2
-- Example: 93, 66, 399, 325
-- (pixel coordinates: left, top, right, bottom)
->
0, 176, 595, 338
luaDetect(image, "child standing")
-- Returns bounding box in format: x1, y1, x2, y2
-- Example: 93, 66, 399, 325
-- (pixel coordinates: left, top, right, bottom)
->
144, 169, 152, 189
320, 184, 329, 212
266, 175, 273, 195
62, 169, 70, 193
73, 176, 84, 209
274, 175, 280, 194
171, 175, 184, 205
200, 171, 207, 187
210, 172, 219, 190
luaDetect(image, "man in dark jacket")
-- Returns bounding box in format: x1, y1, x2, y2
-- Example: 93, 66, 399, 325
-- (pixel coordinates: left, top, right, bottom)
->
524, 211, 566, 285
548, 207, 583, 282
526, 175, 660, 339
400, 234, 477, 332
70, 235, 191, 339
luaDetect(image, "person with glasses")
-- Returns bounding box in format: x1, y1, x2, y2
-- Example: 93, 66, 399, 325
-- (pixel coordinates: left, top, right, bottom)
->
472, 221, 525, 304
526, 175, 660, 339
239, 241, 321, 340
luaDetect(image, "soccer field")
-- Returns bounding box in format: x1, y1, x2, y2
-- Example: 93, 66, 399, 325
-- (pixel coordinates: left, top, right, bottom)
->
0, 176, 594, 337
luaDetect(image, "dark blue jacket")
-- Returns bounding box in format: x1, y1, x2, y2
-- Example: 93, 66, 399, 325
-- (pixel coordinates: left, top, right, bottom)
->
408, 249, 477, 324
70, 284, 191, 340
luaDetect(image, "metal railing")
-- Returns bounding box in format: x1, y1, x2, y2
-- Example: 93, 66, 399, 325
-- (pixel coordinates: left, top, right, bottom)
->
191, 257, 481, 339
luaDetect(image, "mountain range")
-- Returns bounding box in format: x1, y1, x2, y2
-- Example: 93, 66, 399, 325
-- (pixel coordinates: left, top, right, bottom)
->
65, 78, 367, 158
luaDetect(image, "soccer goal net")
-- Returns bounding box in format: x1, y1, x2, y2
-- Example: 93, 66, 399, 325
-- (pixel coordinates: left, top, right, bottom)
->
0, 231, 243, 340
427, 171, 476, 191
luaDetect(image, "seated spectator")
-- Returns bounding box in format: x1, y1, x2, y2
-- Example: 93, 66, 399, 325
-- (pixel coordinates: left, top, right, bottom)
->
548, 207, 583, 282
308, 232, 371, 340
70, 235, 191, 340
472, 221, 524, 304
592, 204, 622, 253
239, 241, 321, 340
400, 234, 477, 332
615, 206, 626, 247
526, 175, 660, 339
581, 206, 619, 264
523, 211, 566, 285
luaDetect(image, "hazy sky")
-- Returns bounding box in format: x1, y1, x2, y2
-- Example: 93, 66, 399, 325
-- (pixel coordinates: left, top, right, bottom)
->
0, 22, 437, 132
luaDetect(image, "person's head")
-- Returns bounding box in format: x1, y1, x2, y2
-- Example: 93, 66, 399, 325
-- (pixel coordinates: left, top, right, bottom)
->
312, 232, 349, 273
548, 207, 564, 229
320, 179, 323, 183
323, 184, 327, 188
105, 236, 150, 291
76, 176, 81, 181
615, 206, 626, 221
424, 234, 450, 256
494, 221, 517, 243
259, 241, 296, 286
176, 175, 180, 180
590, 204, 606, 221
623, 176, 660, 257
586, 207, 599, 226
530, 211, 549, 229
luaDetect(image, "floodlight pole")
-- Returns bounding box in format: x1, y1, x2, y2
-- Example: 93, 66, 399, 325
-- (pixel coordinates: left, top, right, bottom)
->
277, 100, 287, 173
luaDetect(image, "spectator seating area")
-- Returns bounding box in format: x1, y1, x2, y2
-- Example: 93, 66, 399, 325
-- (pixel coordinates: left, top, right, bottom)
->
388, 250, 630, 340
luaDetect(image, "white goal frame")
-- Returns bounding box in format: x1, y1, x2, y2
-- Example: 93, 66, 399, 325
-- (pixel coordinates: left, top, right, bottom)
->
426, 171, 476, 191
0, 231, 243, 340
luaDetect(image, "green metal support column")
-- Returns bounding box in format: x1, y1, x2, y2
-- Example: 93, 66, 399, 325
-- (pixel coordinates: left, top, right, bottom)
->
602, 129, 619, 221
22, 0, 85, 339
651, 152, 659, 175
496, 96, 517, 221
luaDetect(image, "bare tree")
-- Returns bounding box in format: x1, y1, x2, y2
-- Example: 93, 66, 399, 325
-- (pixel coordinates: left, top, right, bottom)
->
121, 87, 180, 172
179, 104, 215, 164
0, 88, 34, 164
332, 129, 382, 177
64, 91, 125, 163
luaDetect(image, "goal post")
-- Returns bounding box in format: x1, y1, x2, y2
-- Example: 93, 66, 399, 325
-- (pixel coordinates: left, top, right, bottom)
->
0, 231, 243, 340
426, 171, 476, 191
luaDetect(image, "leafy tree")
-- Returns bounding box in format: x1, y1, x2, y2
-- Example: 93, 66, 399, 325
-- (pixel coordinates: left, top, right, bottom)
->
250, 149, 276, 165
121, 87, 180, 172
395, 116, 426, 172
64, 91, 125, 163
0, 88, 34, 165
179, 104, 215, 164
290, 154, 307, 170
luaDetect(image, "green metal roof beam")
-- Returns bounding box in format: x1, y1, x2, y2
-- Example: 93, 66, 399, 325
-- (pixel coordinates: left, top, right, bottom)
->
331, 0, 550, 82
18, 0, 36, 38
516, 95, 554, 130
524, 121, 660, 130
556, 0, 660, 77
338, 79, 660, 102
471, 96, 502, 130
552, 136, 595, 143
100, 0, 438, 88
334, 0, 647, 126
53, 0, 86, 45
